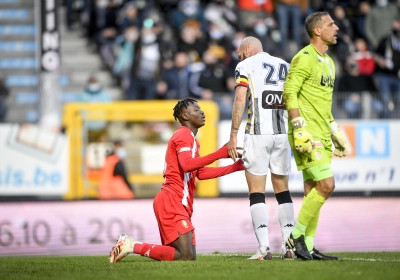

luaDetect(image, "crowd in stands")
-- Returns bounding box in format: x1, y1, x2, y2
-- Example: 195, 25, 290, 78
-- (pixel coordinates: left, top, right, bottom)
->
65, 0, 400, 120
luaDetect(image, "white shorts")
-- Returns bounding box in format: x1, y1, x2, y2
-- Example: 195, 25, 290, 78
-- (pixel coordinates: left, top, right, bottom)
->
242, 134, 291, 176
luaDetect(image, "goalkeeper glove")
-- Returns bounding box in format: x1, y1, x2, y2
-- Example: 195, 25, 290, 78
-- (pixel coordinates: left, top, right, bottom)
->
330, 121, 348, 158
291, 117, 314, 153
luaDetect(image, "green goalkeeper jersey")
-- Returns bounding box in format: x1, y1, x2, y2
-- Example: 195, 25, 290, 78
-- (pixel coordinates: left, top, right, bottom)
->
283, 44, 335, 141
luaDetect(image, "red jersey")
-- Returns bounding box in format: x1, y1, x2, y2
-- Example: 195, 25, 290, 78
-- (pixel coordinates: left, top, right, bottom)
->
159, 126, 244, 218
161, 126, 199, 216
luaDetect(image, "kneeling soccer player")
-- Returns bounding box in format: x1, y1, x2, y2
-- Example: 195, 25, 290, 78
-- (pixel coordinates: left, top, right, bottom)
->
109, 98, 244, 262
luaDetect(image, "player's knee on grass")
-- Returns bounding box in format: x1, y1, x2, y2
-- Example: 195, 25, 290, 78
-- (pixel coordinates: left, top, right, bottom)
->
171, 231, 196, 261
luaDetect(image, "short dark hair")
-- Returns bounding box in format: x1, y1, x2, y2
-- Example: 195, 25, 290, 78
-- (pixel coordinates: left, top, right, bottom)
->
173, 97, 198, 121
305, 11, 329, 38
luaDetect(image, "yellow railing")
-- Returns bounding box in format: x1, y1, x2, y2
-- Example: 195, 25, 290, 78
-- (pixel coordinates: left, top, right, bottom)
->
62, 100, 219, 200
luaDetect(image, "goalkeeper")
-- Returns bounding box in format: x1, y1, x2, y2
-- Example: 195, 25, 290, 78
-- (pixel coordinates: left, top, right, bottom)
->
283, 11, 348, 261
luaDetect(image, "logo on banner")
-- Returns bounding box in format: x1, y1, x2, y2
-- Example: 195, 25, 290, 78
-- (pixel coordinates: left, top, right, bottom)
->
339, 124, 356, 158
338, 122, 390, 158
356, 123, 389, 158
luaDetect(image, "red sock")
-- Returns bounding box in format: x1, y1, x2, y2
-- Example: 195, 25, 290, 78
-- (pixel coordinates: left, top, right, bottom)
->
133, 243, 175, 261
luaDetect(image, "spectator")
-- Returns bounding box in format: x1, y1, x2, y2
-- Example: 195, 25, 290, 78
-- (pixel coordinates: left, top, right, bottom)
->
365, 0, 399, 50
113, 25, 139, 92
275, 0, 309, 56
160, 52, 192, 99
118, 1, 140, 34
176, 19, 208, 62
96, 0, 120, 70
190, 48, 233, 99
226, 31, 247, 74
206, 22, 233, 60
127, 26, 162, 100
374, 19, 400, 118
338, 56, 381, 119
351, 1, 371, 42
331, 5, 354, 64
168, 0, 207, 33
98, 140, 135, 200
352, 37, 376, 76
78, 75, 112, 142
204, 0, 238, 39
243, 16, 281, 59
236, 0, 274, 30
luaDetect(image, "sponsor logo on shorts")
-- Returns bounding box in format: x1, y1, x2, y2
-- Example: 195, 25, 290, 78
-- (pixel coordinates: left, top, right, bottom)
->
181, 220, 189, 228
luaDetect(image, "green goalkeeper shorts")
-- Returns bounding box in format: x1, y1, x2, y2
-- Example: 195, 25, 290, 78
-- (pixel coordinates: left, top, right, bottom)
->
302, 163, 333, 182
288, 135, 332, 171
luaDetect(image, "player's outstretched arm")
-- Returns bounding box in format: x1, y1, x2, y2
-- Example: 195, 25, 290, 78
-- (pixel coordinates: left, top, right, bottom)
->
178, 146, 230, 173
196, 160, 244, 180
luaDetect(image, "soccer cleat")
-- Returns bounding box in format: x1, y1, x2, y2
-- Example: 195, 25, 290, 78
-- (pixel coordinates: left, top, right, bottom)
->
248, 248, 273, 260
286, 233, 312, 260
109, 234, 139, 263
281, 246, 294, 260
310, 248, 339, 261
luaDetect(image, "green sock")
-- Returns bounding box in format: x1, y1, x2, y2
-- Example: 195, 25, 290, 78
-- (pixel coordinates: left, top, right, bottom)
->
305, 209, 320, 251
292, 221, 307, 239
305, 236, 314, 252
292, 188, 325, 239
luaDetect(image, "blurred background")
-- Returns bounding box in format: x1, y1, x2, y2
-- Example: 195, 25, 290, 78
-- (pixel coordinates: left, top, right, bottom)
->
0, 0, 399, 256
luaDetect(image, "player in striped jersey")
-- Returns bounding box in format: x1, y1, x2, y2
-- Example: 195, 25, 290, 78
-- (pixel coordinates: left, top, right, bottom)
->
228, 36, 295, 260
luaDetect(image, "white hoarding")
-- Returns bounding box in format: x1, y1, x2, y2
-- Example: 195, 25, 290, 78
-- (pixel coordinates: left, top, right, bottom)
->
0, 124, 69, 195
0, 198, 399, 256
218, 120, 400, 193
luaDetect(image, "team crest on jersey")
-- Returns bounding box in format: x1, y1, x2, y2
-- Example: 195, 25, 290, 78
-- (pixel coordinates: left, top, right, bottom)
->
181, 220, 189, 228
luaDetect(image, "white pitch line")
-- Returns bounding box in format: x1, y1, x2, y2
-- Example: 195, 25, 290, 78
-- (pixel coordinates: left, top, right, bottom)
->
341, 257, 400, 263
202, 254, 400, 262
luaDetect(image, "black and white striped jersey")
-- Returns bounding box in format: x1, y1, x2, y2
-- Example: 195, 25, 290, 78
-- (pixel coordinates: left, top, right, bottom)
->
235, 52, 289, 135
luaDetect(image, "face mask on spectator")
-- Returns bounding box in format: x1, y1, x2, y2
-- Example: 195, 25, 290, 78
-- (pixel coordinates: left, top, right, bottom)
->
88, 83, 102, 92
116, 148, 127, 159
233, 39, 242, 50
181, 1, 199, 16
209, 29, 224, 40
254, 23, 267, 37
142, 33, 156, 44
392, 28, 400, 37
376, 0, 388, 7
96, 0, 108, 8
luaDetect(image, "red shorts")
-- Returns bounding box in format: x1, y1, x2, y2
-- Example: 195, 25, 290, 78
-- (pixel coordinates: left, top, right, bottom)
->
153, 189, 195, 246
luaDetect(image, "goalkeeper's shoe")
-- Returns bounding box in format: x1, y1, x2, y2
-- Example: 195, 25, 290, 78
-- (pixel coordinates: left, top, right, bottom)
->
248, 248, 273, 260
281, 246, 294, 260
310, 248, 339, 261
286, 234, 312, 260
109, 234, 140, 263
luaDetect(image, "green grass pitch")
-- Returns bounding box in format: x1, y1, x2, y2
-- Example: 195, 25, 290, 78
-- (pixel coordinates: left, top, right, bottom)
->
1, 253, 400, 280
